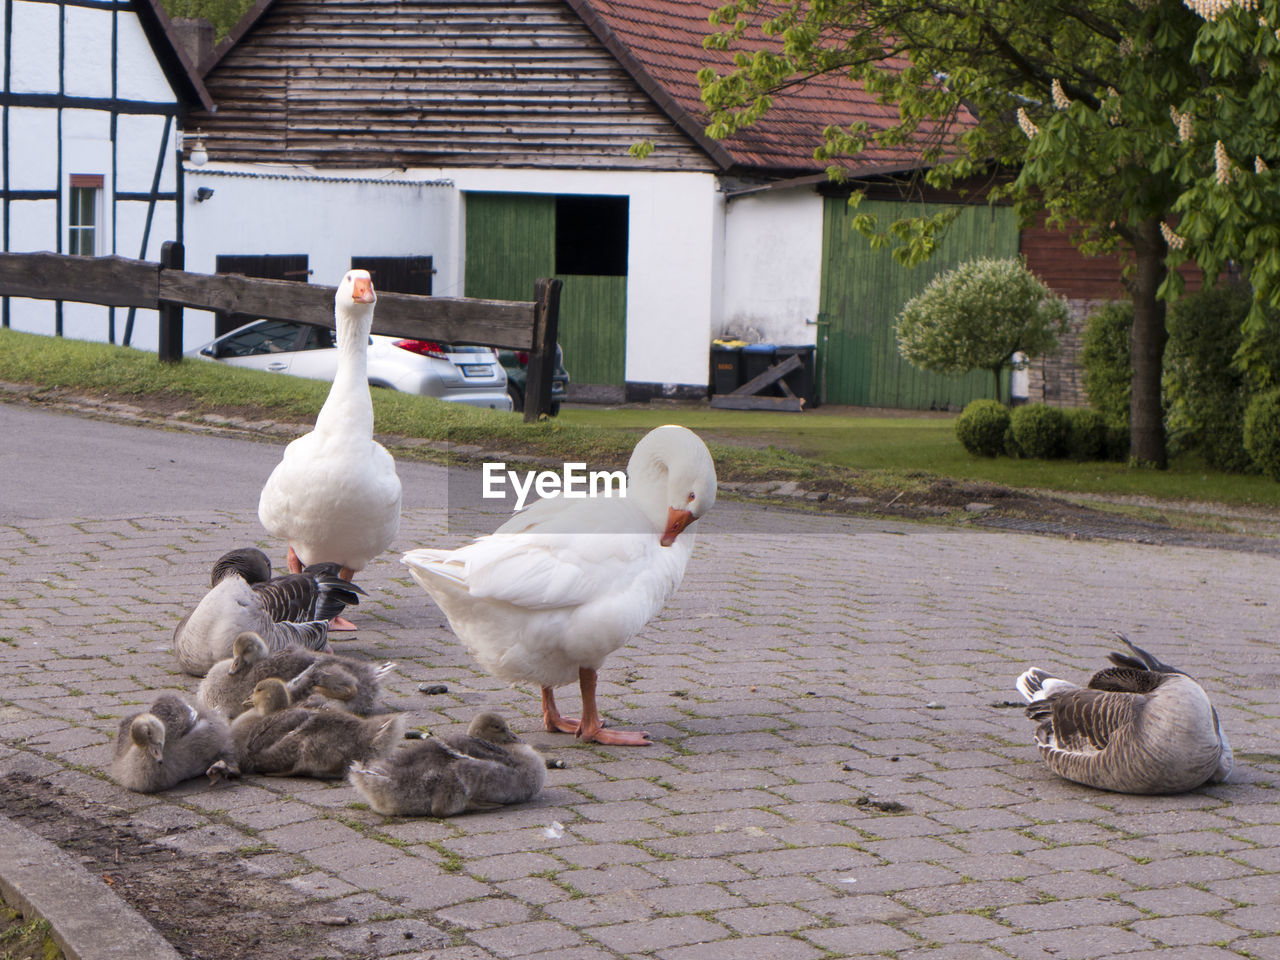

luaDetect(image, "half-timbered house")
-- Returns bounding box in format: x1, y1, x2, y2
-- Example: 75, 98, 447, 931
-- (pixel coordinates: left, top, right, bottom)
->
1, 0, 211, 349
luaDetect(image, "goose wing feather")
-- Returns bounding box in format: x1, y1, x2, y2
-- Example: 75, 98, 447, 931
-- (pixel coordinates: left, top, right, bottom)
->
404, 519, 663, 612
252, 573, 365, 623
1028, 687, 1141, 755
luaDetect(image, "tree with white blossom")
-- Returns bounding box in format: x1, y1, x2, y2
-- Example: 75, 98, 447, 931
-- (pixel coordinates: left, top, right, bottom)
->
700, 0, 1280, 467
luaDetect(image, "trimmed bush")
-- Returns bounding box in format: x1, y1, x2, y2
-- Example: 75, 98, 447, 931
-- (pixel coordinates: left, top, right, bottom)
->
1081, 301, 1132, 429
896, 257, 1069, 403
1244, 388, 1280, 481
955, 399, 1011, 457
1104, 423, 1131, 462
1064, 407, 1108, 461
1009, 403, 1068, 460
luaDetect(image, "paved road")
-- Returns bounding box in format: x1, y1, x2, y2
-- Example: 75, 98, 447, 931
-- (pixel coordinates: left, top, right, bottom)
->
2, 401, 1279, 959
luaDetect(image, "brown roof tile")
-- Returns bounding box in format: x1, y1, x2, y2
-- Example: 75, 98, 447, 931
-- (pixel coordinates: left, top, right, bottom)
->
571, 0, 952, 175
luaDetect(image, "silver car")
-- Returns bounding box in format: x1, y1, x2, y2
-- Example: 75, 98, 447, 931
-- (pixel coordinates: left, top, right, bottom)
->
189, 318, 513, 410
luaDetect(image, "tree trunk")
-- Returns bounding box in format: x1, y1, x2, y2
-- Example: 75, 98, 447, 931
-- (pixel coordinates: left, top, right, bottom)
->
991, 366, 1003, 405
1127, 218, 1168, 467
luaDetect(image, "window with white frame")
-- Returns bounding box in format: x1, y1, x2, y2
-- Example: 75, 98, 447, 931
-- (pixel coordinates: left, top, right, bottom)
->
68, 174, 103, 255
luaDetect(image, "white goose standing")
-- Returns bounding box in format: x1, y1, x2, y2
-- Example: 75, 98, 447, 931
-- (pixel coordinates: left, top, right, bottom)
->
403, 425, 716, 746
1016, 634, 1232, 794
258, 270, 402, 580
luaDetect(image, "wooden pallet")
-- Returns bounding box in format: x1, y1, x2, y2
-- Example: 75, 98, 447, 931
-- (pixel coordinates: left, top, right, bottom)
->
710, 352, 806, 412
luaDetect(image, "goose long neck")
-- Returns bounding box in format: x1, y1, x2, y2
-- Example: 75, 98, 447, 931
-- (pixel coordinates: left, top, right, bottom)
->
628, 453, 671, 531
316, 302, 374, 435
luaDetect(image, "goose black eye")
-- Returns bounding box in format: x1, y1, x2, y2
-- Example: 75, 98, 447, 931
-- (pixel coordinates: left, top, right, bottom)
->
687, 492, 695, 503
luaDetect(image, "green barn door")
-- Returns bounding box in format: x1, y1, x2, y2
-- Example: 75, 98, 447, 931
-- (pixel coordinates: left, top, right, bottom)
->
464, 193, 555, 300
464, 192, 627, 387
819, 199, 1020, 409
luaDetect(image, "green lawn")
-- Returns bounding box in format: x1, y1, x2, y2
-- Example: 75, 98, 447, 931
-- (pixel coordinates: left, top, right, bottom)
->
3, 327, 1277, 510
560, 405, 1280, 508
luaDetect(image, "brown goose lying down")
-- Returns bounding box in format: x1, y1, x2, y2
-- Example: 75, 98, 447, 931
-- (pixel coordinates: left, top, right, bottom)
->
1016, 634, 1233, 794
197, 631, 394, 719
348, 712, 546, 817
231, 678, 403, 779
173, 547, 365, 677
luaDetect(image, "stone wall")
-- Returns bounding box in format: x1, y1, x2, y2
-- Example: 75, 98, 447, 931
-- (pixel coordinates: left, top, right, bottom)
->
1026, 297, 1112, 408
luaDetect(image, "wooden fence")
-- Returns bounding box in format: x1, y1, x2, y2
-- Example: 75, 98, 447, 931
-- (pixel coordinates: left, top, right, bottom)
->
0, 244, 562, 422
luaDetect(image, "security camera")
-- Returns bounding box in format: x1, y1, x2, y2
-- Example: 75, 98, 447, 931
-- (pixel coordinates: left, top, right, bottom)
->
194, 187, 214, 202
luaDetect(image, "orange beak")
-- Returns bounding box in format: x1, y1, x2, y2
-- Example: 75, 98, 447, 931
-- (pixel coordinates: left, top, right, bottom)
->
660, 508, 695, 547
351, 276, 375, 303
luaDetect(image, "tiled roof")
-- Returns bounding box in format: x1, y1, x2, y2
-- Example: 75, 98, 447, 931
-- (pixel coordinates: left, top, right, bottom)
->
569, 0, 953, 176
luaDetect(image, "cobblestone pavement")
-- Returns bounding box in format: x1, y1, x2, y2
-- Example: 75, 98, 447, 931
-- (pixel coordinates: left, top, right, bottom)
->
2, 406, 1280, 959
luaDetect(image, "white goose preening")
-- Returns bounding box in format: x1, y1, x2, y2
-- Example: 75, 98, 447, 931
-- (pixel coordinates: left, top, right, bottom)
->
348, 711, 546, 817
197, 630, 395, 719
1015, 634, 1232, 794
258, 269, 402, 581
173, 547, 363, 677
402, 425, 716, 746
231, 678, 403, 778
109, 694, 238, 793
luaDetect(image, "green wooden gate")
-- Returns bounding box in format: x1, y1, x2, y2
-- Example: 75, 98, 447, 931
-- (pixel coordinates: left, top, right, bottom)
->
819, 198, 1020, 408
464, 193, 627, 386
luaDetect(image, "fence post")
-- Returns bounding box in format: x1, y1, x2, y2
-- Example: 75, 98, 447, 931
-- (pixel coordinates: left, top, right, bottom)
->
524, 277, 562, 423
157, 241, 184, 363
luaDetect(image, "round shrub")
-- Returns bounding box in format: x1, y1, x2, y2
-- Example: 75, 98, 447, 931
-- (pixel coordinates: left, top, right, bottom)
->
1244, 388, 1280, 481
896, 257, 1069, 403
955, 399, 1011, 457
1081, 301, 1132, 429
1063, 407, 1107, 461
1009, 403, 1068, 460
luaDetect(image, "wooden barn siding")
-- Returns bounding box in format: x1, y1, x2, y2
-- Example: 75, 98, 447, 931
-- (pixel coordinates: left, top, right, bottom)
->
195, 0, 716, 171
819, 198, 1020, 409
464, 192, 626, 385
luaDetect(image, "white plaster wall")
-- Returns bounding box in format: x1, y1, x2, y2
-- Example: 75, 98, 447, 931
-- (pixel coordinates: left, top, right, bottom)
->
62, 109, 114, 255
117, 114, 177, 193
9, 0, 59, 94
435, 167, 722, 386
63, 6, 113, 97
180, 166, 456, 347
721, 188, 823, 347
7, 108, 57, 191
116, 11, 176, 102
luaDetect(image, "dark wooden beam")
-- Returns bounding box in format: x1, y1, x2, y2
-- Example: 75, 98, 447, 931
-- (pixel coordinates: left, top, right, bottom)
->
0, 251, 543, 358
711, 394, 806, 412
728, 352, 802, 397
524, 277, 562, 422
0, 252, 159, 308
158, 270, 539, 349
157, 241, 183, 363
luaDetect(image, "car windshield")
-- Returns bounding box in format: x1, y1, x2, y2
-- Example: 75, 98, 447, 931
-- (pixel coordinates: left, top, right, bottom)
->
217, 320, 303, 358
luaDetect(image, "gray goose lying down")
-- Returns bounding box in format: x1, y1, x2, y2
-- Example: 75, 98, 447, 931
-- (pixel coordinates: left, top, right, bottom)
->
173, 547, 365, 677
231, 678, 403, 778
197, 630, 394, 718
348, 712, 546, 817
1016, 634, 1232, 794
110, 694, 238, 793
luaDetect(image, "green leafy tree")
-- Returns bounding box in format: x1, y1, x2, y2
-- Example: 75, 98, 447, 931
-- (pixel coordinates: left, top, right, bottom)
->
895, 257, 1068, 403
699, 0, 1280, 467
159, 0, 254, 39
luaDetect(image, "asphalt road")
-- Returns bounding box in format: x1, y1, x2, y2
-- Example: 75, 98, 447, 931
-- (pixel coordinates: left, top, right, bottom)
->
0, 402, 452, 524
